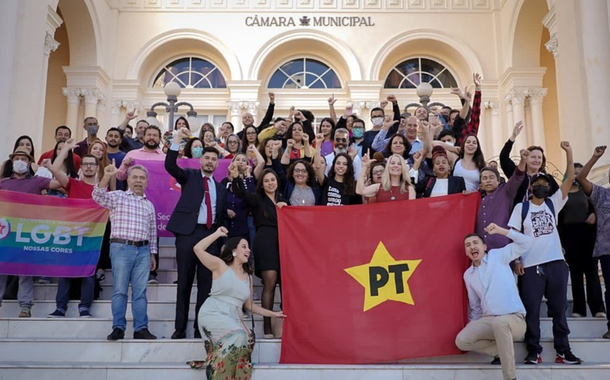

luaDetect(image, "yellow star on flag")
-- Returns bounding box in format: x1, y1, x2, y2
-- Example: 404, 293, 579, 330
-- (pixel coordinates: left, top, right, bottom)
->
345, 242, 421, 312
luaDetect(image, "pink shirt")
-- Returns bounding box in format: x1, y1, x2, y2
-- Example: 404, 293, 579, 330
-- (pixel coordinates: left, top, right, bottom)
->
117, 147, 165, 180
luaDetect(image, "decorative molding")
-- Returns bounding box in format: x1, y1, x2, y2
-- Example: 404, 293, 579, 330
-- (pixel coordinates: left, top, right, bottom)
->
545, 33, 559, 58
527, 88, 548, 105
44, 32, 60, 56
504, 89, 528, 105
62, 88, 81, 105
117, 0, 494, 10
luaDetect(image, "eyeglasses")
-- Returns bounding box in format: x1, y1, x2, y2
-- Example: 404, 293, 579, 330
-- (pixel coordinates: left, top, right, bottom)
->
293, 169, 307, 174
372, 170, 384, 176
82, 163, 99, 167
335, 138, 348, 143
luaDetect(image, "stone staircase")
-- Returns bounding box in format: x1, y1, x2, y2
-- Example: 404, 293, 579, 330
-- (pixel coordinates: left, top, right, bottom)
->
1, 238, 609, 380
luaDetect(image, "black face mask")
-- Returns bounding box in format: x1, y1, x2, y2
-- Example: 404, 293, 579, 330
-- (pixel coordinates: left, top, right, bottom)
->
532, 184, 550, 199
441, 114, 450, 123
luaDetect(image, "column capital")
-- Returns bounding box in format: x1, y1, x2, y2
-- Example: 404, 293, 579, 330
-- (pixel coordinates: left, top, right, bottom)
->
483, 101, 499, 116
44, 32, 60, 57
62, 87, 81, 104
505, 89, 528, 105
83, 88, 103, 105
545, 34, 559, 58
227, 101, 243, 114
245, 101, 260, 113
528, 88, 548, 105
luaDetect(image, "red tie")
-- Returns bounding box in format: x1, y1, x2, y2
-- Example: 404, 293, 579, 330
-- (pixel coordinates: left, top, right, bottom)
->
203, 177, 213, 229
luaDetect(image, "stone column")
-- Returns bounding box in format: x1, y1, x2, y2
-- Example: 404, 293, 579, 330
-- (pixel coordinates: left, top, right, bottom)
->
504, 96, 514, 144
111, 100, 125, 128
246, 102, 260, 132
63, 88, 81, 131
581, 0, 610, 166
228, 101, 242, 133
506, 89, 528, 151
528, 88, 548, 149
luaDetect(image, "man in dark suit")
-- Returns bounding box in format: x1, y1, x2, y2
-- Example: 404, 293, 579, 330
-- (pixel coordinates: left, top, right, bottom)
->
165, 127, 227, 339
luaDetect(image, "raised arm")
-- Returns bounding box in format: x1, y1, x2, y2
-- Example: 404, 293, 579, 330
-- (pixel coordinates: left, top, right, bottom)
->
313, 134, 326, 184
256, 93, 275, 132
577, 146, 606, 196
46, 138, 78, 188
485, 223, 533, 264
356, 153, 381, 198
194, 227, 228, 273
117, 109, 138, 131
281, 139, 295, 165
559, 141, 575, 198
164, 127, 190, 183
328, 94, 338, 124
499, 121, 523, 178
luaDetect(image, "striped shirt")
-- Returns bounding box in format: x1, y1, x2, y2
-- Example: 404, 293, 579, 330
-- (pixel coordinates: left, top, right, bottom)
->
92, 186, 158, 255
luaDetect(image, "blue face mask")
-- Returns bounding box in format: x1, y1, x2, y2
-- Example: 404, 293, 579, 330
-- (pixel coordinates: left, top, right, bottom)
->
192, 146, 203, 158
352, 128, 364, 139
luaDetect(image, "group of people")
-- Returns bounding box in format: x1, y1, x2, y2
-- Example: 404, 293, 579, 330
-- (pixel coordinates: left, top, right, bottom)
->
1, 74, 609, 380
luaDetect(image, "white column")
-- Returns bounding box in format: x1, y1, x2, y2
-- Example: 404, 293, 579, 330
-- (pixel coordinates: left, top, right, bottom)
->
528, 88, 548, 149
507, 89, 528, 151
63, 88, 81, 131
83, 89, 101, 120
581, 0, 610, 166
111, 100, 124, 129
228, 101, 242, 133
246, 102, 260, 132
504, 96, 514, 143
489, 103, 502, 154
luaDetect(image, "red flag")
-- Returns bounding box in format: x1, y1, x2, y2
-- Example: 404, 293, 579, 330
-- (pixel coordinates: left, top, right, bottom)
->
277, 193, 481, 364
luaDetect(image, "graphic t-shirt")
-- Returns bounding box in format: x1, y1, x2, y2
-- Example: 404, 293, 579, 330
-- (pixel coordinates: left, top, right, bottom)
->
508, 190, 568, 268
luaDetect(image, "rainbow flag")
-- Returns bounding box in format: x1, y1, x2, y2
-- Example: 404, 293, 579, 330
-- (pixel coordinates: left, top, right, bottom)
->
0, 190, 109, 277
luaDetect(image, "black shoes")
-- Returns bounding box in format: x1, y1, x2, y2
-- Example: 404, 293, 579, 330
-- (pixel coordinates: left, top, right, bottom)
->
524, 351, 541, 364
134, 328, 157, 340
171, 330, 186, 339
556, 351, 582, 365
107, 328, 125, 341
490, 356, 501, 365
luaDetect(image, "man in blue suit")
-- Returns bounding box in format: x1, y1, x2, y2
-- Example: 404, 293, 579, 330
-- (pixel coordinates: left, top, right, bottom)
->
165, 127, 227, 339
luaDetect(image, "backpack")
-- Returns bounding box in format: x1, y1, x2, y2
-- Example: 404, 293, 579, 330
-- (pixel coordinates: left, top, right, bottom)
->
520, 198, 555, 232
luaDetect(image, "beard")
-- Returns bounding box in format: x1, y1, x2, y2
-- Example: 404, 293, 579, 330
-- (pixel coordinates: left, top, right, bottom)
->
144, 140, 159, 150
334, 146, 347, 154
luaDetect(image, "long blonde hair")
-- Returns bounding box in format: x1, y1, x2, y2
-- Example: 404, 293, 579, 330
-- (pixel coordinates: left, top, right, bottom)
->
381, 154, 413, 194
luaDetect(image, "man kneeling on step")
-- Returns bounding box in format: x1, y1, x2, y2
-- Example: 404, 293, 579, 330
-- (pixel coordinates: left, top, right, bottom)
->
455, 223, 532, 380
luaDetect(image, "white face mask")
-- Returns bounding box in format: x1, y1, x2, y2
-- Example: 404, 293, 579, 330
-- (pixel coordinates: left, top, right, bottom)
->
372, 117, 384, 127
443, 141, 454, 147
13, 160, 29, 174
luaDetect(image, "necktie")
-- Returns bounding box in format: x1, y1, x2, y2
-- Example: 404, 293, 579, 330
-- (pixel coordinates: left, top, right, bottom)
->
203, 177, 213, 229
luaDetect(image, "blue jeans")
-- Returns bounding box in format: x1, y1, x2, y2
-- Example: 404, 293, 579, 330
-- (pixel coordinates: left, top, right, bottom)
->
110, 243, 150, 332
0, 275, 33, 309
55, 276, 94, 313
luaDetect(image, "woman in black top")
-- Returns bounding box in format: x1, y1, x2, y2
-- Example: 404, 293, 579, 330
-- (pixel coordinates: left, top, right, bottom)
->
315, 152, 362, 206
232, 167, 287, 338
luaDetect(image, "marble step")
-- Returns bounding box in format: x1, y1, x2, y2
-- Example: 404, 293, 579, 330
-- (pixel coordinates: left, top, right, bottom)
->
32, 282, 280, 302
0, 317, 606, 340
0, 338, 610, 365
0, 362, 604, 380
0, 299, 281, 321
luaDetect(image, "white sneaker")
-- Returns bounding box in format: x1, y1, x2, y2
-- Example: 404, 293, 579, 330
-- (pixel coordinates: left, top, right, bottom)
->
595, 312, 607, 318
571, 313, 583, 318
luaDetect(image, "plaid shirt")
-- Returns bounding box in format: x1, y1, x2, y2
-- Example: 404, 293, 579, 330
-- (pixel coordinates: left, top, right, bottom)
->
454, 90, 482, 146
92, 186, 158, 255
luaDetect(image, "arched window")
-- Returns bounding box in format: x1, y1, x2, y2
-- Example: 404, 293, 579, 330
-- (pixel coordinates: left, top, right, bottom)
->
268, 58, 341, 89
152, 57, 227, 89
384, 58, 457, 89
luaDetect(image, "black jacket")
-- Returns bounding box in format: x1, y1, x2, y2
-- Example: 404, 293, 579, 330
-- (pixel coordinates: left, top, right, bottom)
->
165, 149, 227, 235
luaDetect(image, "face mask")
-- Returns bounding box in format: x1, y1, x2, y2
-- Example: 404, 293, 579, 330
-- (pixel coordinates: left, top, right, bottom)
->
13, 160, 29, 174
352, 128, 364, 139
442, 114, 450, 123
372, 117, 383, 127
87, 125, 99, 135
192, 147, 203, 158
532, 184, 550, 199
443, 141, 454, 147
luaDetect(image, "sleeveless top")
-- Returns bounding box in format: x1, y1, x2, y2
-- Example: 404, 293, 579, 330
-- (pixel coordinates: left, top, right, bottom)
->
209, 268, 251, 309
453, 159, 480, 192
376, 185, 411, 203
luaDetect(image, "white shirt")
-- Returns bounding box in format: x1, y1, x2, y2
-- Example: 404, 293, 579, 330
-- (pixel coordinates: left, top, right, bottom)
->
324, 152, 362, 179
507, 190, 567, 268
430, 178, 448, 197
464, 230, 532, 321
452, 159, 480, 192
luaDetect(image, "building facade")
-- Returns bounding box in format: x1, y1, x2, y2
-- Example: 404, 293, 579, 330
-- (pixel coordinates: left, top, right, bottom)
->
1, 0, 609, 181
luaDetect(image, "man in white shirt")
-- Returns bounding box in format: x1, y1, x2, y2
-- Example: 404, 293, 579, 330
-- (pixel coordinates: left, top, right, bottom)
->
456, 223, 532, 380
507, 141, 582, 365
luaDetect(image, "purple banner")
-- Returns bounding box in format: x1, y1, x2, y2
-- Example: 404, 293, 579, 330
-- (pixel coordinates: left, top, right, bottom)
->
140, 159, 231, 237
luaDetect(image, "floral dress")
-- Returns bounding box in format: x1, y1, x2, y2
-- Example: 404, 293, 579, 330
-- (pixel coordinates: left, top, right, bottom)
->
198, 268, 253, 380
